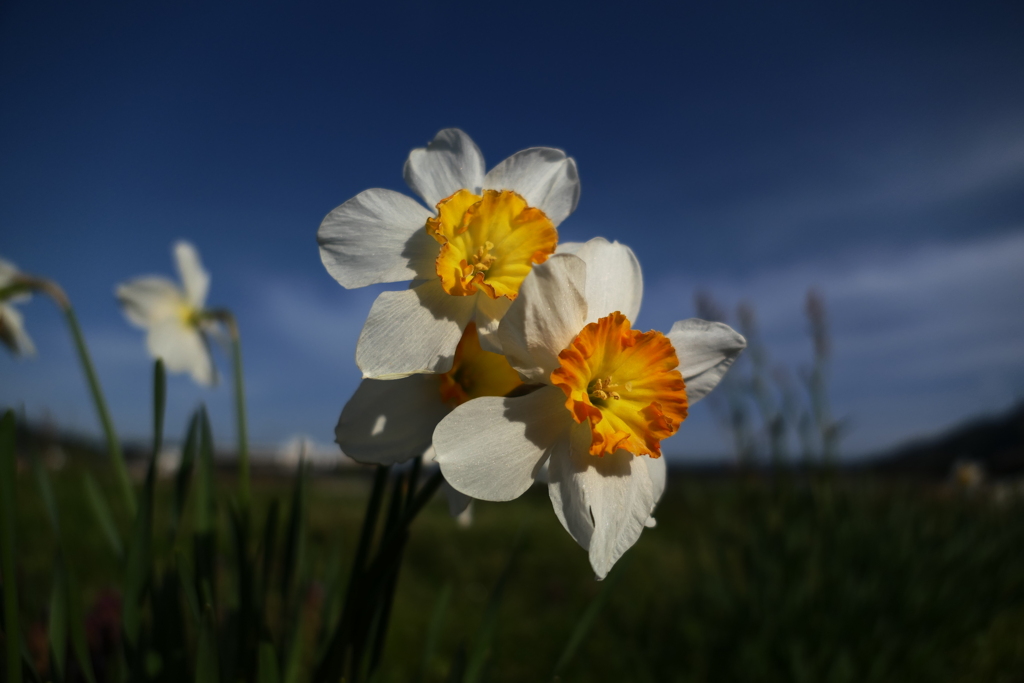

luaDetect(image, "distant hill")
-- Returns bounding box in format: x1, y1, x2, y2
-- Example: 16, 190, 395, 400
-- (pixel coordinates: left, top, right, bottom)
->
868, 403, 1024, 478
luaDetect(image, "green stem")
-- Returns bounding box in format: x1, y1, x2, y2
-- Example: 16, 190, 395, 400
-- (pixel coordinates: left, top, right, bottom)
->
15, 276, 135, 516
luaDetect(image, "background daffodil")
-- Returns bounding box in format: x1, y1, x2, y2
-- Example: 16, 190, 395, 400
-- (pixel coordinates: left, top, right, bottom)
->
318, 128, 580, 379
432, 238, 747, 578
116, 241, 216, 386
0, 257, 36, 357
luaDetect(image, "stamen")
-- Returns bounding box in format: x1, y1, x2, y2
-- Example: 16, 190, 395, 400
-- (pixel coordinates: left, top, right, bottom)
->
588, 377, 623, 402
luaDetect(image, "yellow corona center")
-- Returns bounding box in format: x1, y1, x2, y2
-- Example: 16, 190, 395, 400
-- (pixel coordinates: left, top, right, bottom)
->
550, 312, 689, 458
437, 322, 523, 407
426, 189, 558, 300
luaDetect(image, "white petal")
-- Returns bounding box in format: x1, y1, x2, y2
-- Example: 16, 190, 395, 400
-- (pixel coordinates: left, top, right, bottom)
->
648, 455, 668, 505
547, 426, 656, 579
116, 277, 187, 327
147, 319, 214, 386
561, 237, 643, 323
0, 304, 35, 357
473, 294, 512, 354
335, 375, 450, 465
497, 254, 588, 383
483, 147, 580, 226
174, 241, 210, 309
0, 258, 19, 287
668, 319, 747, 404
356, 279, 476, 379
403, 129, 486, 208
318, 188, 437, 289
645, 456, 668, 528
434, 385, 570, 501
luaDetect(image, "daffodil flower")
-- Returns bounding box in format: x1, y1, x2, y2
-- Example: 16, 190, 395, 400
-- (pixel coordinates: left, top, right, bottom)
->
433, 238, 746, 578
116, 241, 215, 385
335, 322, 523, 517
318, 128, 580, 379
0, 258, 36, 356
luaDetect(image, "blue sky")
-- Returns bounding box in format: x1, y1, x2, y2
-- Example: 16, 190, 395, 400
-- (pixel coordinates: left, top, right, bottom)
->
2, 0, 1022, 460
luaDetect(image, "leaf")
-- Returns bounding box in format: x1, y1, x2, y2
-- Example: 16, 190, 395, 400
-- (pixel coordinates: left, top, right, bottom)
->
123, 360, 166, 650
551, 557, 631, 676
418, 582, 453, 681
193, 405, 218, 611
47, 564, 68, 681
63, 560, 98, 683
0, 410, 23, 683
312, 465, 390, 683
280, 461, 308, 603
83, 473, 123, 558
176, 550, 201, 627
257, 642, 282, 683
464, 535, 525, 683
196, 605, 220, 683
259, 498, 281, 594
195, 405, 216, 534
171, 409, 201, 540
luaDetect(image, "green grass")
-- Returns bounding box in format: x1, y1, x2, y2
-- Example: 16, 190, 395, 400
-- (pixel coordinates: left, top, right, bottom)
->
10, 459, 1024, 682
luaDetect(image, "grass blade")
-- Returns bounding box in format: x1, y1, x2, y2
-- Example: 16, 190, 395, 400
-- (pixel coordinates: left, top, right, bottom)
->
171, 409, 201, 540
123, 360, 165, 651
0, 410, 22, 683
313, 465, 390, 683
280, 460, 308, 603
196, 604, 220, 683
257, 642, 281, 683
47, 564, 68, 681
259, 498, 280, 595
418, 582, 453, 682
464, 535, 525, 683
83, 473, 123, 558
551, 558, 630, 676
63, 560, 98, 683
194, 406, 217, 610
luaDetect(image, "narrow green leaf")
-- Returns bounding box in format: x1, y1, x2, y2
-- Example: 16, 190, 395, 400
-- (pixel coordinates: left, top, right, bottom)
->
47, 564, 68, 681
259, 498, 281, 594
0, 410, 22, 683
196, 606, 220, 683
551, 558, 630, 676
445, 645, 467, 683
257, 642, 282, 683
176, 550, 201, 627
464, 535, 525, 683
313, 465, 390, 683
195, 405, 216, 534
152, 358, 166, 460
83, 473, 123, 558
63, 559, 98, 683
30, 452, 60, 535
171, 409, 201, 540
418, 582, 453, 681
123, 360, 165, 650
280, 461, 308, 602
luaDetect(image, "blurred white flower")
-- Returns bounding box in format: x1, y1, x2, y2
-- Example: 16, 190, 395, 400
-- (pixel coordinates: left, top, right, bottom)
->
433, 238, 746, 578
335, 322, 523, 519
0, 257, 36, 357
318, 128, 580, 379
116, 241, 215, 385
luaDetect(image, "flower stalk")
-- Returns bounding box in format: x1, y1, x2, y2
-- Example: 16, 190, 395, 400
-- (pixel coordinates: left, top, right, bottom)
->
7, 275, 135, 515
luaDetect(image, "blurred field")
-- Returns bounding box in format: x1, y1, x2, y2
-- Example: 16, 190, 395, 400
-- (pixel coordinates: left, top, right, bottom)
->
11, 459, 1024, 683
